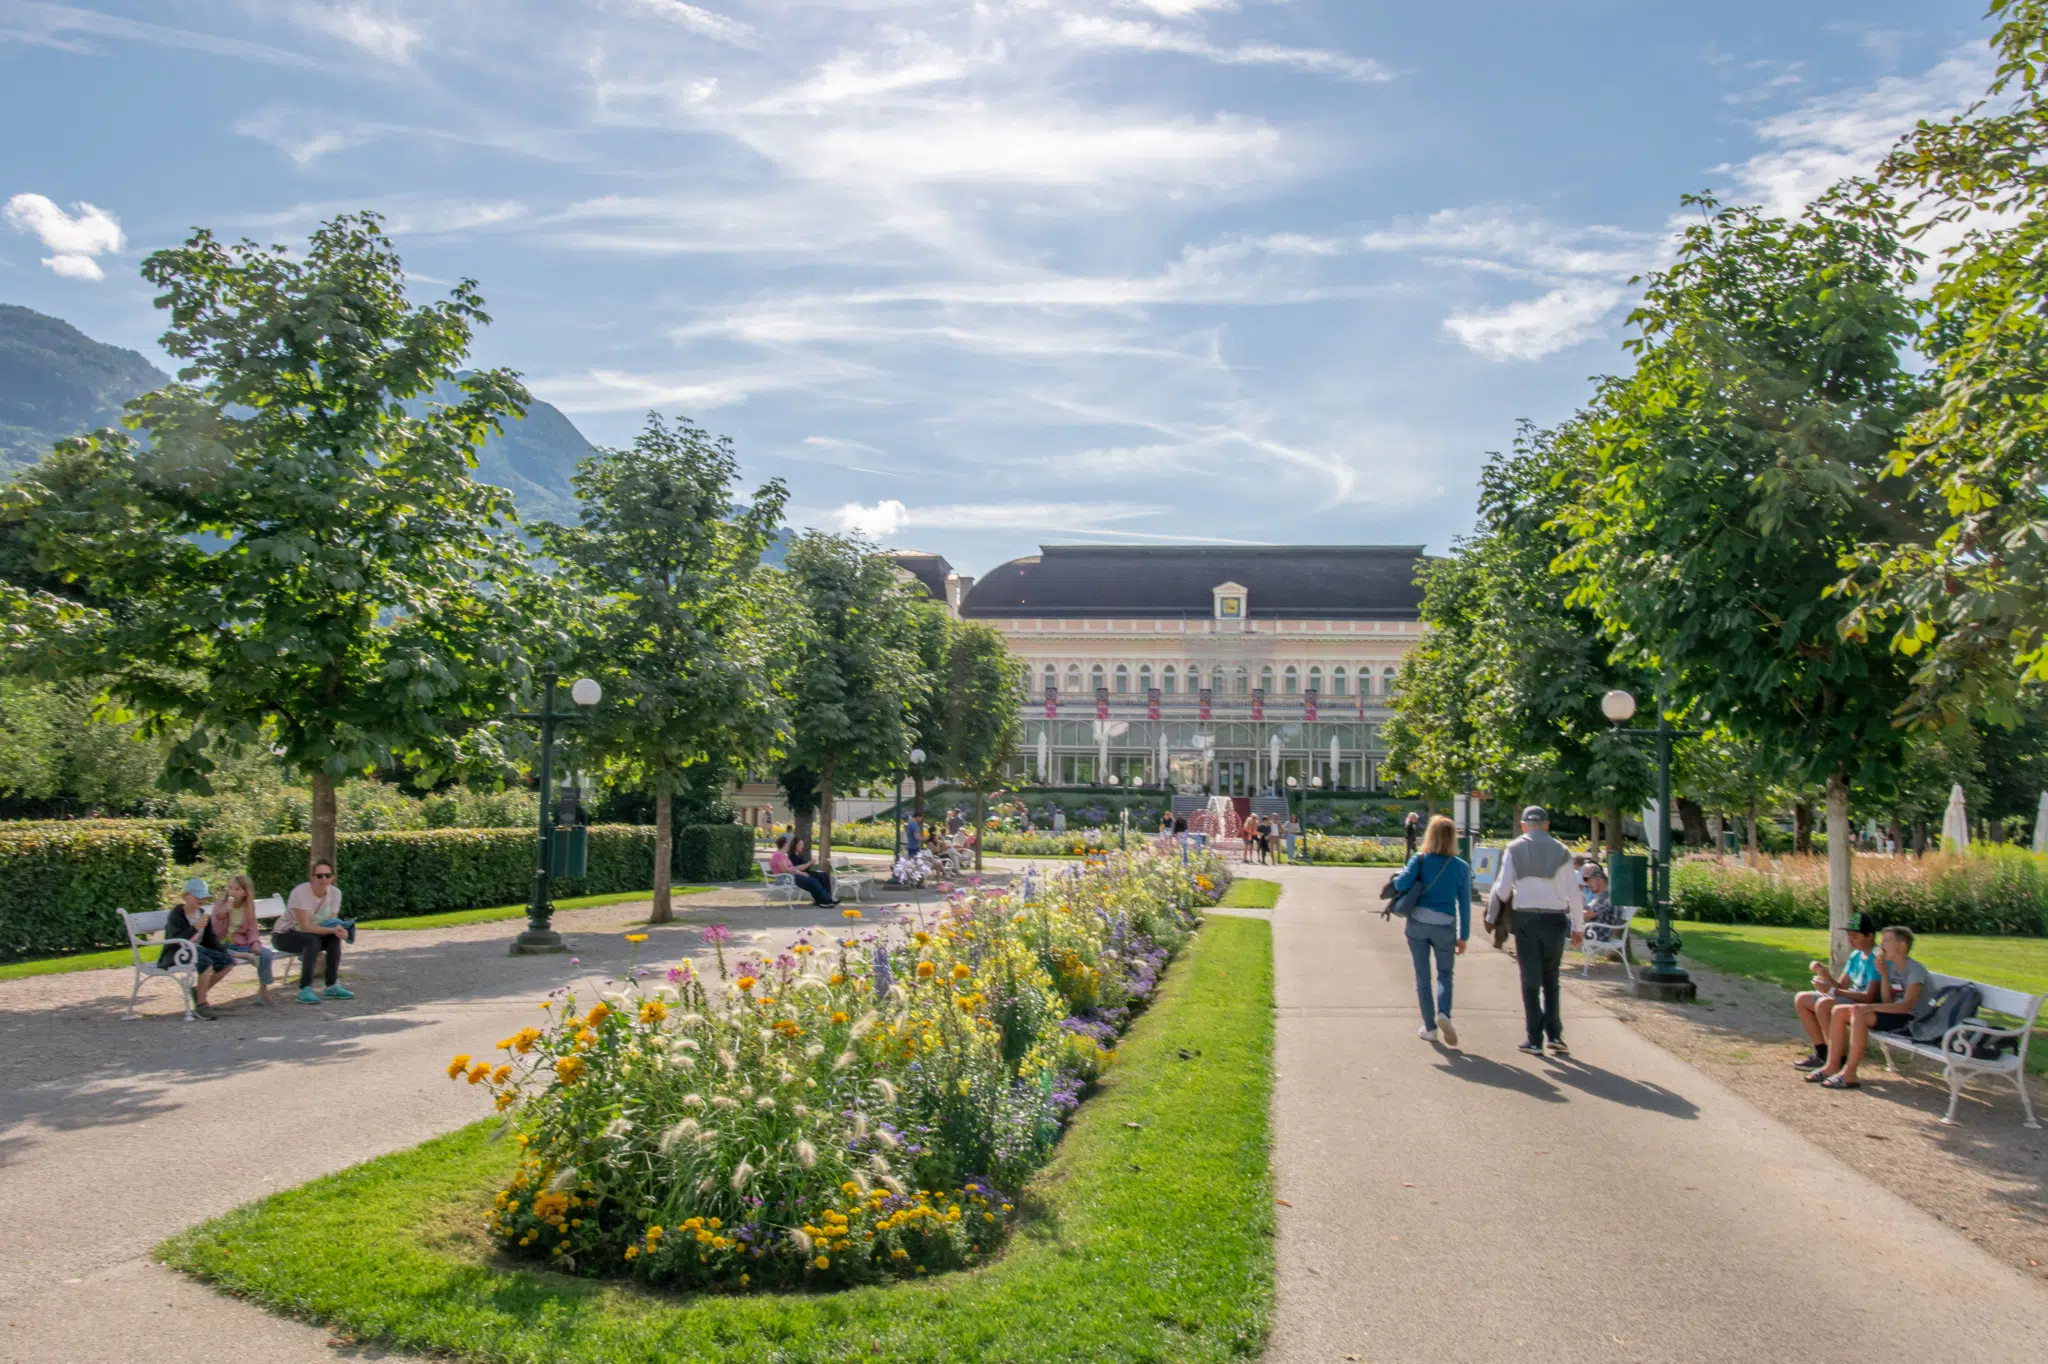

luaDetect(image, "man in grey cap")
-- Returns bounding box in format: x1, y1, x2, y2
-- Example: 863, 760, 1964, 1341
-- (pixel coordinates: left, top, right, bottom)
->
1486, 806, 1585, 1055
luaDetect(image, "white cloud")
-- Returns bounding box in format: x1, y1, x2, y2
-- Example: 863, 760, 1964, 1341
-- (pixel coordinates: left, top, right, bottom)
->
1059, 14, 1389, 84
1118, 0, 1238, 14
826, 499, 1168, 539
1725, 44, 1991, 220
2, 193, 123, 281
1443, 285, 1622, 362
619, 0, 754, 47
834, 498, 909, 538
0, 3, 317, 67
288, 3, 420, 63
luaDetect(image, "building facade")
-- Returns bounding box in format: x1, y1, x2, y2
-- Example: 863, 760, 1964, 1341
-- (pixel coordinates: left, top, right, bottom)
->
900, 545, 1427, 795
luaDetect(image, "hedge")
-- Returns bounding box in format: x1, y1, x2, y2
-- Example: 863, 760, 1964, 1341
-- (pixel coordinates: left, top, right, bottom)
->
246, 824, 758, 921
0, 825, 172, 961
1673, 847, 2048, 937
0, 817, 200, 864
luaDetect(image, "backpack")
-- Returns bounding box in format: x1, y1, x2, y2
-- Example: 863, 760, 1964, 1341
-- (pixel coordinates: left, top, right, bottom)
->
1906, 982, 1981, 1046
1381, 856, 1452, 920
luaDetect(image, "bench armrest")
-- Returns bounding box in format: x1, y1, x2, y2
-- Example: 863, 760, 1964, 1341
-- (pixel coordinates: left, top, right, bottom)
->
149, 939, 201, 971
1943, 1021, 2024, 1057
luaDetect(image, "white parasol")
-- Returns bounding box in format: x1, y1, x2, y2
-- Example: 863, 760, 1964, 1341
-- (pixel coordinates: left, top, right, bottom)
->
1329, 735, 1340, 786
1158, 731, 1169, 786
1942, 782, 1970, 854
1037, 730, 1049, 783
2033, 791, 2046, 853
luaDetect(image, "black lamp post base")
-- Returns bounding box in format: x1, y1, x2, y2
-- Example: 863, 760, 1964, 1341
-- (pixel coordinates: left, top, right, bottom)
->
509, 929, 568, 956
1633, 972, 1697, 1003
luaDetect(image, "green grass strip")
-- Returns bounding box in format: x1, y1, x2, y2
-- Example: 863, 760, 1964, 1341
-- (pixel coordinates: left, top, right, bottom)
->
0, 889, 713, 980
157, 915, 1276, 1364
1219, 878, 1282, 910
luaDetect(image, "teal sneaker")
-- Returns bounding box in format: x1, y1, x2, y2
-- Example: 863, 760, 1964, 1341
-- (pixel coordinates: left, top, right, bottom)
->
322, 985, 355, 1000
298, 986, 321, 1004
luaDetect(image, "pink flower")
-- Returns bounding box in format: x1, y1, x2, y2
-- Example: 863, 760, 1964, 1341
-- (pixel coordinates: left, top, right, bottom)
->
703, 924, 732, 945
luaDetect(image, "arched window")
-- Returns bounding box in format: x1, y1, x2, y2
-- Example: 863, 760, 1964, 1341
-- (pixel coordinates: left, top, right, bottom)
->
1308, 666, 1323, 695
1332, 667, 1348, 697
1283, 665, 1299, 696
1139, 664, 1153, 693
1042, 666, 1056, 695
1259, 665, 1273, 694
1212, 667, 1225, 695
1113, 664, 1130, 694
1090, 664, 1106, 693
1162, 665, 1177, 694
1381, 667, 1397, 696
1234, 667, 1249, 696
1066, 664, 1081, 694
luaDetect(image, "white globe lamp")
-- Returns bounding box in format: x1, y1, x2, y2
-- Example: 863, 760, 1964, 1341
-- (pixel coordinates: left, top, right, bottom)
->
1600, 689, 1637, 724
570, 677, 602, 708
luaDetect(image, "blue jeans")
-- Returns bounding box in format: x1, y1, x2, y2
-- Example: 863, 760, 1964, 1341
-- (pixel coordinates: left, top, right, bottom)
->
231, 943, 278, 985
1406, 921, 1457, 1030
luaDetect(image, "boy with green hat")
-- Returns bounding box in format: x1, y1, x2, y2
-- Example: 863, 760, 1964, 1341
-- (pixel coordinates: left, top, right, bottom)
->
1791, 911, 1882, 1070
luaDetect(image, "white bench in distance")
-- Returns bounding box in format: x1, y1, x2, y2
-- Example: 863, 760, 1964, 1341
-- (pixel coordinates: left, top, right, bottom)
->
121, 897, 291, 1020
1872, 971, 2044, 1129
1580, 916, 1635, 980
762, 870, 808, 908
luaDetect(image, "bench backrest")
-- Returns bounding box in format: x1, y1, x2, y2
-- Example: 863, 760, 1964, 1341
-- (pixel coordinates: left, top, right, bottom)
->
1927, 970, 2044, 1029
119, 907, 170, 943
253, 895, 287, 923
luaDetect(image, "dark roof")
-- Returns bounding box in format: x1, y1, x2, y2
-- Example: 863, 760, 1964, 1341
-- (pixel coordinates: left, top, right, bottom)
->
959, 545, 1428, 620
886, 551, 953, 602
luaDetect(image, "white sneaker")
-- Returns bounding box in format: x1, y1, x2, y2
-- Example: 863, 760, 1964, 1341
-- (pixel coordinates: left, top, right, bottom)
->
1417, 1025, 1439, 1041
1437, 1015, 1458, 1047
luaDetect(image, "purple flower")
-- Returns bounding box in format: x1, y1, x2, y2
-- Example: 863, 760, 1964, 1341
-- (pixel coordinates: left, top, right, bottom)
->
703, 924, 732, 945
872, 943, 894, 997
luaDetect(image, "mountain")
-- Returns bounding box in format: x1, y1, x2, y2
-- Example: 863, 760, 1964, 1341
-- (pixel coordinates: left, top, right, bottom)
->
0, 304, 597, 518
0, 303, 168, 477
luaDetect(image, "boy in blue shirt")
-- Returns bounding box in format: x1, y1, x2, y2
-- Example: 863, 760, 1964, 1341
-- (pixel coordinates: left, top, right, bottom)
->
1792, 911, 1882, 1070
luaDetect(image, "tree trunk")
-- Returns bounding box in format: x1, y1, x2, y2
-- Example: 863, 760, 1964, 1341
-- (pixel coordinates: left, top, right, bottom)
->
310, 770, 338, 878
1604, 805, 1623, 857
1708, 810, 1725, 855
818, 759, 835, 874
1677, 797, 1708, 848
1825, 771, 1853, 969
650, 789, 674, 925
1913, 821, 1926, 857
794, 805, 814, 846
1794, 802, 1813, 855
912, 772, 926, 818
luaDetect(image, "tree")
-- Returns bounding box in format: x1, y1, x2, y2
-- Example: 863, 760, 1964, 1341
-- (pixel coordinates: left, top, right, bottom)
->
1674, 727, 1782, 859
1842, 3, 2048, 719
940, 619, 1026, 871
1381, 551, 1488, 803
0, 212, 540, 874
537, 414, 788, 923
902, 599, 953, 815
775, 534, 924, 869
1562, 193, 1935, 961
1383, 424, 1653, 851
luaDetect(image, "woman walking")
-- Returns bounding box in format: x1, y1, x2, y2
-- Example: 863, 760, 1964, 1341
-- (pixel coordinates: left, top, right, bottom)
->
1389, 814, 1472, 1045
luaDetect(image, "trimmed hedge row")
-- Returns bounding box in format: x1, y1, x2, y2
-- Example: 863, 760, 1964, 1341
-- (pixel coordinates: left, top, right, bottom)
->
247, 824, 758, 921
1, 818, 200, 864
0, 826, 173, 961
1673, 847, 2048, 937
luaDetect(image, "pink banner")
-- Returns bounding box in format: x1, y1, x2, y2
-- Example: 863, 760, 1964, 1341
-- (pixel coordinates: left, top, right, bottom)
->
1096, 687, 1109, 721
1045, 687, 1057, 718
1198, 688, 1211, 722
1304, 689, 1318, 722
1251, 688, 1264, 722
1147, 687, 1160, 721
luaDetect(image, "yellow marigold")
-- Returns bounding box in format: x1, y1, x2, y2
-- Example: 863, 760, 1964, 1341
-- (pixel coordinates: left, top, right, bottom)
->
491, 1064, 513, 1084
814, 1255, 830, 1270
625, 933, 649, 944
951, 963, 970, 980
467, 1062, 491, 1085
496, 1091, 516, 1111
447, 1053, 472, 1079
507, 1028, 543, 1053
574, 1027, 599, 1050
841, 908, 862, 919
585, 1002, 611, 1027
913, 931, 932, 945
639, 999, 668, 1024
555, 1054, 588, 1085
916, 961, 936, 978
736, 975, 757, 992
831, 1011, 849, 1024
829, 972, 845, 985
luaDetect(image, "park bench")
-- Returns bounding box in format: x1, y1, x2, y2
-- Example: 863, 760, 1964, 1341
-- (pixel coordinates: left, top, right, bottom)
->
762, 871, 808, 908
832, 861, 874, 902
120, 896, 286, 1021
1579, 916, 1635, 980
1872, 972, 2043, 1129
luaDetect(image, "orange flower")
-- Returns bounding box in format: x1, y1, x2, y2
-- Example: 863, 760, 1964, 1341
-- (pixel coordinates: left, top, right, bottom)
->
736, 976, 757, 992
585, 1002, 611, 1027
447, 1053, 472, 1079
916, 961, 936, 979
467, 1062, 491, 1085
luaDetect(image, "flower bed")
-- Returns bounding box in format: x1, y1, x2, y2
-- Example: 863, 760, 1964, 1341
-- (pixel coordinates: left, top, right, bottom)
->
831, 821, 1114, 858
1301, 834, 1411, 866
1673, 847, 2048, 936
450, 848, 1230, 1290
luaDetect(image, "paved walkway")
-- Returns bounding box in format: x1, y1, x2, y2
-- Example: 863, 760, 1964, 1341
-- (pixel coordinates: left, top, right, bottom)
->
1257, 864, 2048, 1363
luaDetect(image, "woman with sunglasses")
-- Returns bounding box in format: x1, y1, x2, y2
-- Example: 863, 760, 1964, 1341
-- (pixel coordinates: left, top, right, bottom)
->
276, 860, 354, 1003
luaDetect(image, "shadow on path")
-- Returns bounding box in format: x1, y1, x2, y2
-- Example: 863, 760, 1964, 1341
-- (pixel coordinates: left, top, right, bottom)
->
1427, 1045, 1700, 1119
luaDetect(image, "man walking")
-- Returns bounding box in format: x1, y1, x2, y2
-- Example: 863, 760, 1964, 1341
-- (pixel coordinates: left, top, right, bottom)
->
1403, 810, 1421, 859
1486, 806, 1584, 1055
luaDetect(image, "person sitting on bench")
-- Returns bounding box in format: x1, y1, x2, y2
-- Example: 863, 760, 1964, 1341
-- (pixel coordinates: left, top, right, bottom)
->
1810, 925, 1932, 1090
1792, 911, 1882, 1071
769, 834, 835, 906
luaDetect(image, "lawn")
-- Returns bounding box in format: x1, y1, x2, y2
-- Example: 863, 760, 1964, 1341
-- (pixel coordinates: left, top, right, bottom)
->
157, 914, 1277, 1364
1638, 917, 2048, 999
0, 889, 708, 981
1219, 877, 1282, 910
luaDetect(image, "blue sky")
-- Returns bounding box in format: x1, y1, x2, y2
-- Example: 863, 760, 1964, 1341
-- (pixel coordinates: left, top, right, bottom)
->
0, 0, 1994, 575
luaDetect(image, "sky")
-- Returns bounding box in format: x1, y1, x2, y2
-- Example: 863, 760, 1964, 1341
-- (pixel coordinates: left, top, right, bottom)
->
0, 0, 1999, 576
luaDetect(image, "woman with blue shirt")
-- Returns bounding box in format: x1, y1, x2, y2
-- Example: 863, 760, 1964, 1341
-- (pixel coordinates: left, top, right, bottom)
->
1389, 814, 1472, 1046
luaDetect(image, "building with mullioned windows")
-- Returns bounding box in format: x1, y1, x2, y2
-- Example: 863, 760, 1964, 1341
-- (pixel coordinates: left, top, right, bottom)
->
890, 544, 1428, 795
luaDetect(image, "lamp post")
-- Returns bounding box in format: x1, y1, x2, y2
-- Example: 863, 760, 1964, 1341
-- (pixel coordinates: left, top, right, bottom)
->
895, 747, 926, 862
510, 674, 602, 956
1600, 686, 1698, 1002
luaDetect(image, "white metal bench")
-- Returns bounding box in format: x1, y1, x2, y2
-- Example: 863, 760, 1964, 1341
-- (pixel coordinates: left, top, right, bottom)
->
832, 863, 874, 902
1872, 972, 2043, 1129
1580, 916, 1635, 980
763, 872, 807, 908
121, 898, 291, 1019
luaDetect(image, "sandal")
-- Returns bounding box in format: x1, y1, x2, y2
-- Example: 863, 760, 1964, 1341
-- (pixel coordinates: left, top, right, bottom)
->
1820, 1075, 1861, 1090
1804, 1068, 1833, 1083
